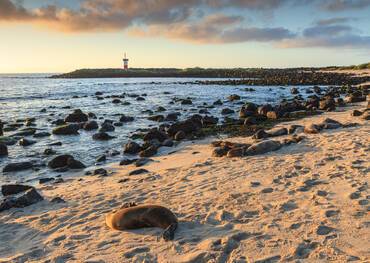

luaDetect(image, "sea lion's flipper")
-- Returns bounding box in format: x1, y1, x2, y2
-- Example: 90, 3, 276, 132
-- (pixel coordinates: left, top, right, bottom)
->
161, 222, 178, 241
120, 202, 137, 209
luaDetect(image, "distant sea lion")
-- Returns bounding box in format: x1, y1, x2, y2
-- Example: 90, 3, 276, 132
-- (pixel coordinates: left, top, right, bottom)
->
105, 203, 178, 241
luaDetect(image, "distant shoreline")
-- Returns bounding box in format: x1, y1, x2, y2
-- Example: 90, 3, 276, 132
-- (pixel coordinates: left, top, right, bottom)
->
51, 67, 370, 86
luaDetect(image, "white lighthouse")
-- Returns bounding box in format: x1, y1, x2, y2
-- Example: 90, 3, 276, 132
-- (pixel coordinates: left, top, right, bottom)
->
123, 53, 129, 70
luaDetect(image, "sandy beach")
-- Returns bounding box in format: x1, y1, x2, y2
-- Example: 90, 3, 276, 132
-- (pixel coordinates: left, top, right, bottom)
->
0, 100, 368, 262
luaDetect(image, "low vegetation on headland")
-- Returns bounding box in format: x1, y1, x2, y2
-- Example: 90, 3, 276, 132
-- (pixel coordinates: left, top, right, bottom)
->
51, 66, 370, 86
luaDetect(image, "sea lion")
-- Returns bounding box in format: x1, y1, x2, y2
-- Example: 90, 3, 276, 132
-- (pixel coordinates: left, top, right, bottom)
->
105, 203, 178, 241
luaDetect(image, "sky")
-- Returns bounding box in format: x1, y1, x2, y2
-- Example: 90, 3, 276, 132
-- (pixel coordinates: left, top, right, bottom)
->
0, 0, 370, 73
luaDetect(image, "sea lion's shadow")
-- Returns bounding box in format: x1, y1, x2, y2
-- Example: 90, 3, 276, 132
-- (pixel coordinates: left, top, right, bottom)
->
122, 220, 240, 243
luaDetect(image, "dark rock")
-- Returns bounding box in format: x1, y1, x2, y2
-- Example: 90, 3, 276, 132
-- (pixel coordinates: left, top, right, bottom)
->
304, 124, 322, 134
99, 122, 115, 132
139, 145, 157, 158
243, 117, 257, 125
245, 140, 281, 156
88, 112, 97, 119
0, 143, 8, 156
162, 139, 174, 147
92, 132, 115, 141
64, 109, 88, 123
3, 162, 33, 173
136, 96, 145, 101
167, 119, 200, 136
258, 104, 273, 116
52, 124, 79, 135
213, 99, 223, 106
12, 128, 36, 137
39, 178, 55, 184
19, 138, 36, 147
221, 108, 234, 115
33, 132, 51, 138
267, 127, 288, 137
212, 147, 229, 157
252, 129, 269, 139
361, 111, 370, 120
83, 121, 99, 130
1, 184, 33, 196
119, 115, 134, 122
50, 197, 65, 203
112, 99, 122, 104
174, 131, 186, 141
156, 106, 166, 112
94, 168, 108, 176
143, 129, 168, 142
96, 155, 106, 163
67, 158, 86, 169
148, 115, 164, 122
228, 94, 240, 101
351, 110, 363, 117
123, 141, 142, 154
181, 99, 192, 105
227, 147, 245, 158
291, 87, 299, 94
44, 148, 56, 155
0, 188, 44, 212
319, 97, 336, 111
52, 119, 65, 126
165, 112, 179, 122
129, 169, 148, 175
261, 187, 274, 193
48, 154, 74, 169
119, 158, 137, 166
135, 158, 152, 167
202, 116, 218, 126
316, 225, 334, 235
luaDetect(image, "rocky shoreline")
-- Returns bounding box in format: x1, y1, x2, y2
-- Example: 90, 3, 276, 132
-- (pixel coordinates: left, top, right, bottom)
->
1, 81, 368, 185
0, 98, 368, 261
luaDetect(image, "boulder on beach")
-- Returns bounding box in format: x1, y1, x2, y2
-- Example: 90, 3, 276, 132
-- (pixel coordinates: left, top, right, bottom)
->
139, 145, 158, 158
48, 154, 74, 169
167, 119, 200, 136
143, 129, 168, 142
174, 131, 186, 141
267, 127, 288, 137
0, 188, 44, 212
19, 138, 36, 147
83, 121, 99, 130
64, 109, 88, 123
1, 184, 33, 196
3, 162, 33, 173
119, 115, 134, 122
52, 124, 79, 135
304, 123, 323, 134
92, 132, 115, 141
245, 140, 281, 156
124, 141, 142, 154
0, 143, 8, 156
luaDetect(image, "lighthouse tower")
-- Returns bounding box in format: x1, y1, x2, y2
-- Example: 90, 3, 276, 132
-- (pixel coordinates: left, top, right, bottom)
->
123, 53, 129, 70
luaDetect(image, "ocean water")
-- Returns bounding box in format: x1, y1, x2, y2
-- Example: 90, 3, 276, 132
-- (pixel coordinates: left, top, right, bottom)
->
0, 74, 320, 184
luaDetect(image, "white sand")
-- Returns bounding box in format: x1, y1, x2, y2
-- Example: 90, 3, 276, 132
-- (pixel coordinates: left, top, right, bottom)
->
0, 103, 369, 262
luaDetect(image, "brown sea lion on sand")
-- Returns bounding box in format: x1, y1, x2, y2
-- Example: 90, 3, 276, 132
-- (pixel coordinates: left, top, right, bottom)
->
105, 203, 178, 241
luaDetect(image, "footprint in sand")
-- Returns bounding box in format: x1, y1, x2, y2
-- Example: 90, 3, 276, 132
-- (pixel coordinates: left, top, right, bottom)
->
122, 246, 150, 259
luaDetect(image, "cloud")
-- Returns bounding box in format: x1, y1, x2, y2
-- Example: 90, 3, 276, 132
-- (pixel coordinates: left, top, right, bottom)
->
320, 0, 370, 11
279, 17, 370, 49
129, 14, 295, 44
0, 0, 33, 20
0, 0, 369, 49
